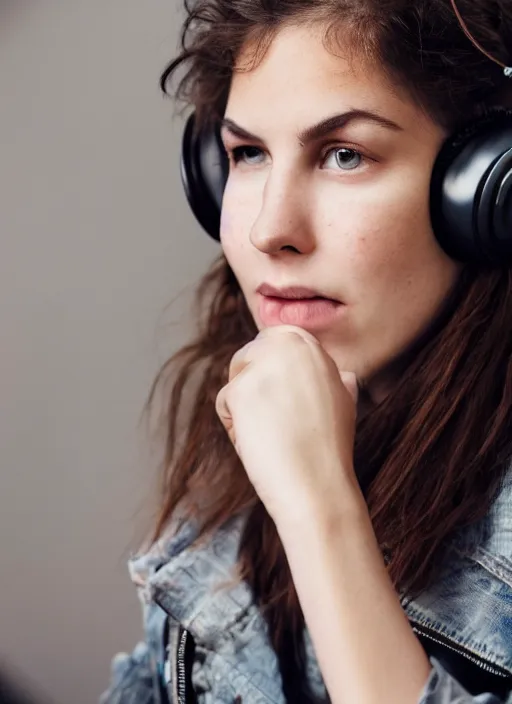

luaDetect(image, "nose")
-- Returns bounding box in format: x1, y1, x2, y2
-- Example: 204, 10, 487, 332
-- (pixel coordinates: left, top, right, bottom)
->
249, 168, 315, 255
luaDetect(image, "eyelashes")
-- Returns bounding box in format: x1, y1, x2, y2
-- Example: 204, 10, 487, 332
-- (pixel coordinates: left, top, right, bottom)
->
225, 144, 370, 172
323, 147, 363, 171
230, 145, 266, 165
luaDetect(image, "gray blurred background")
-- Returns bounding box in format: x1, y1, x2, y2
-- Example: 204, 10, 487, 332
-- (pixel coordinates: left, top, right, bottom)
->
0, 2, 218, 702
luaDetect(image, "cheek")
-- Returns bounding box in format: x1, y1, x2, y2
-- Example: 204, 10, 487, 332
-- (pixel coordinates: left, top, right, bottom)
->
219, 198, 253, 283
319, 172, 460, 349
219, 182, 240, 258
220, 179, 261, 265
219, 207, 238, 268
336, 186, 459, 338
219, 205, 232, 238
219, 179, 236, 243
220, 179, 249, 244
323, 171, 436, 282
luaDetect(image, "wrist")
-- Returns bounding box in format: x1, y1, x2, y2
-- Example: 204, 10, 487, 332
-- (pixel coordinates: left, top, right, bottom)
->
275, 473, 369, 549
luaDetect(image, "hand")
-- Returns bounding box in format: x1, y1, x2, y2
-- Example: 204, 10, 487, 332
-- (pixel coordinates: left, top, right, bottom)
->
215, 325, 362, 527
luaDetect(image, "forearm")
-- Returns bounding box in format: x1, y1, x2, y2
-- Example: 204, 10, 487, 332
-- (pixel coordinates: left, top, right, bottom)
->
278, 491, 432, 704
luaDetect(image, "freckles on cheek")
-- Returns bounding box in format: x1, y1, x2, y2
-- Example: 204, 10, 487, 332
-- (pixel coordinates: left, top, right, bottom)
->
339, 238, 399, 298
350, 229, 387, 272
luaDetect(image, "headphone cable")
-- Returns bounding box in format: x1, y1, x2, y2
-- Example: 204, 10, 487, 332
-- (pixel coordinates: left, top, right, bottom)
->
450, 0, 512, 77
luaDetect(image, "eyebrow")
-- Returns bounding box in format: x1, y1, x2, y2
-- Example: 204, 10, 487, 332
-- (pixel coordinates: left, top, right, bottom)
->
221, 109, 403, 146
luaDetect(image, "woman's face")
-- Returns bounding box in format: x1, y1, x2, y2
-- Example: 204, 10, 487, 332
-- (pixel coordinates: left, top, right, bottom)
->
220, 22, 461, 398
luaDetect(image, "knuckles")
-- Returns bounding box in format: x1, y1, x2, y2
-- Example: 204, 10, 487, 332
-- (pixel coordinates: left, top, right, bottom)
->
222, 326, 334, 409
256, 324, 320, 347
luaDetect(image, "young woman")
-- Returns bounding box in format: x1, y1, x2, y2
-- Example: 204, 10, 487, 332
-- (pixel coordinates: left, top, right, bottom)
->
101, 0, 512, 702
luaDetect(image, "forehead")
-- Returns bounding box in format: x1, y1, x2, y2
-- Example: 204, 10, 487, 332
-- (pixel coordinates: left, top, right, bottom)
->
226, 22, 426, 134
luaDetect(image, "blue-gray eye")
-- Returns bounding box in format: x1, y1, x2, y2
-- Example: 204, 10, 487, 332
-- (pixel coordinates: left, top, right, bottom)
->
324, 148, 362, 171
231, 146, 265, 165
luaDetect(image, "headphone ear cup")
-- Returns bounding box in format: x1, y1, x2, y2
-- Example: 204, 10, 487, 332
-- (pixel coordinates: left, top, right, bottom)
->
180, 112, 228, 241
430, 107, 512, 266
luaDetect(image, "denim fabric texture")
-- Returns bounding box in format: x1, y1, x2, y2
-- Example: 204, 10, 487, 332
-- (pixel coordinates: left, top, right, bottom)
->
101, 471, 512, 703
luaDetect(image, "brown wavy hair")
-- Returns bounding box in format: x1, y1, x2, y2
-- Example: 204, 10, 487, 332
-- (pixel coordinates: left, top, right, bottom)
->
147, 0, 512, 698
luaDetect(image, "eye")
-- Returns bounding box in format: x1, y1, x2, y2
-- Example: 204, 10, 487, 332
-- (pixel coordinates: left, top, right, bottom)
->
323, 147, 363, 171
230, 145, 266, 166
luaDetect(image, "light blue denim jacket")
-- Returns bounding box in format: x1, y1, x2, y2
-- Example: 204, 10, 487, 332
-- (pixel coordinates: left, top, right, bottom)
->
101, 468, 512, 703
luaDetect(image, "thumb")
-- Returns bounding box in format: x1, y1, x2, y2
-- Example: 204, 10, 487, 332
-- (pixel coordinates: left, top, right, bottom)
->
339, 371, 359, 406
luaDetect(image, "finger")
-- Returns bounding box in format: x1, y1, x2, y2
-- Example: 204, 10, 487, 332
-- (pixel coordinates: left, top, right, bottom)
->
228, 338, 261, 382
228, 327, 309, 382
256, 324, 320, 347
340, 371, 359, 406
215, 384, 236, 445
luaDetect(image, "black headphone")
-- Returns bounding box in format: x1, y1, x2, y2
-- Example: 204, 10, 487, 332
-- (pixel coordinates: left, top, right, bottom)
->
180, 107, 512, 266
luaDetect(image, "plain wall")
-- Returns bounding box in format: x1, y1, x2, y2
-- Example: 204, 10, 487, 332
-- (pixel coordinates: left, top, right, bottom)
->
0, 2, 218, 702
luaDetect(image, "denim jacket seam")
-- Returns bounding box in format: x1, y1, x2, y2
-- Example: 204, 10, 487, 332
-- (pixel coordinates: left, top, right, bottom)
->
405, 606, 512, 673
471, 547, 512, 589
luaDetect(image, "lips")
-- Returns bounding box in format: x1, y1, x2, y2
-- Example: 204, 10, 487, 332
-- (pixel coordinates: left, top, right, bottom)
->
256, 283, 340, 302
256, 283, 344, 329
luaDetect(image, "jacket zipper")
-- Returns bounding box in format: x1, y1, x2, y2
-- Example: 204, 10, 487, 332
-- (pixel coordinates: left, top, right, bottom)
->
172, 620, 510, 699
411, 621, 511, 679
177, 627, 189, 704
